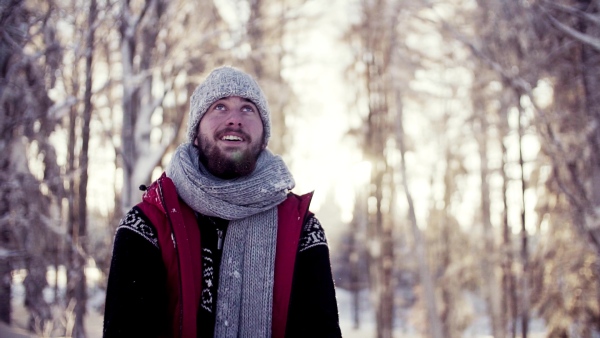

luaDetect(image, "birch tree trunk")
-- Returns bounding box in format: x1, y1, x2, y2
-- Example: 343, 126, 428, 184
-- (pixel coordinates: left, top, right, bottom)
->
438, 142, 458, 338
70, 1, 96, 336
116, 0, 218, 214
350, 190, 368, 329
516, 99, 530, 338
500, 97, 518, 338
395, 95, 444, 338
0, 0, 55, 326
0, 0, 25, 324
244, 0, 299, 156
118, 0, 171, 214
364, 71, 394, 336
473, 91, 504, 338
364, 45, 394, 338
577, 0, 600, 270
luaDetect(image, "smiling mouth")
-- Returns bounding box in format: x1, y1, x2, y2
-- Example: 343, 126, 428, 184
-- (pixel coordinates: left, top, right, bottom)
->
221, 135, 243, 142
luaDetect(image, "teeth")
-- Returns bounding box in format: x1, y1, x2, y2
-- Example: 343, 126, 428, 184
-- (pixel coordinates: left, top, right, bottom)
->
222, 135, 242, 141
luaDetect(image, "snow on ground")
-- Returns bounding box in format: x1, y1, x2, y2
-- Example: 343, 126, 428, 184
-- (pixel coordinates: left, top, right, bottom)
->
10, 270, 547, 338
336, 288, 548, 338
336, 288, 423, 338
9, 271, 103, 338
337, 288, 377, 338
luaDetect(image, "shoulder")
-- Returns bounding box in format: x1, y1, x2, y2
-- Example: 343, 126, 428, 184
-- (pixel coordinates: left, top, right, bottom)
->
280, 191, 314, 213
116, 207, 159, 249
286, 191, 314, 204
298, 215, 328, 253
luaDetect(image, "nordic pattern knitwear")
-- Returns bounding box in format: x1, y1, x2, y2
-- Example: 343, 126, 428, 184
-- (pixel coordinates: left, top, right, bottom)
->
187, 66, 271, 146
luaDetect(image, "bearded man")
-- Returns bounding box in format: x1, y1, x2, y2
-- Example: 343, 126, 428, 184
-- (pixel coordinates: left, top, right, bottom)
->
102, 66, 342, 338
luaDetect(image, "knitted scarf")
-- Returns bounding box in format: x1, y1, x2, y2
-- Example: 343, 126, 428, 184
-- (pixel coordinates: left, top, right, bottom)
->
166, 143, 295, 337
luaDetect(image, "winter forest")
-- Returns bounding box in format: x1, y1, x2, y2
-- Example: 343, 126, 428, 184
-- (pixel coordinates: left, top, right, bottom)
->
1, 0, 600, 337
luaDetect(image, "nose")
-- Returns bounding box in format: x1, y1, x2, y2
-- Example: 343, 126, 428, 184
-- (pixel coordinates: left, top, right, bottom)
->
225, 109, 243, 127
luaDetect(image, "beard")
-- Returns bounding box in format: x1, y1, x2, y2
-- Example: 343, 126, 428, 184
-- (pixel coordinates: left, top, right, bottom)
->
195, 134, 263, 179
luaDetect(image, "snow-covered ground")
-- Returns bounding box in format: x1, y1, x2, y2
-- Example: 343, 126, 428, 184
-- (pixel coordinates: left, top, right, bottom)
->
10, 269, 548, 338
337, 288, 377, 338
336, 288, 423, 338
336, 287, 548, 338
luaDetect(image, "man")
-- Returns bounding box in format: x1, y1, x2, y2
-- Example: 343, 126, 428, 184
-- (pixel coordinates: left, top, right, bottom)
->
103, 66, 342, 338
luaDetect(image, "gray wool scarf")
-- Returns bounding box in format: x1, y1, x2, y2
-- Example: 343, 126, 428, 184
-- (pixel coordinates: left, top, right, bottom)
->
166, 143, 295, 337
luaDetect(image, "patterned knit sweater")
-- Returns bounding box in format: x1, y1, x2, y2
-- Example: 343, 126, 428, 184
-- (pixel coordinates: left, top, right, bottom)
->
103, 207, 342, 338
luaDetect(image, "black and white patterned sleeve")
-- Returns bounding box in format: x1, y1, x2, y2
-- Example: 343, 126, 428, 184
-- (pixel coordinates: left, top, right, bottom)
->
104, 206, 169, 337
287, 214, 342, 337
298, 215, 328, 253
116, 207, 159, 249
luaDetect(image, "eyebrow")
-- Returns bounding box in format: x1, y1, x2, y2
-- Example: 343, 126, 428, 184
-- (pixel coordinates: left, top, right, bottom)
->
216, 97, 255, 104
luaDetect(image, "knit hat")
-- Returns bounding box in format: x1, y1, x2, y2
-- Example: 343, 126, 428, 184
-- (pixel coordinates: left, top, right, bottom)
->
187, 66, 271, 146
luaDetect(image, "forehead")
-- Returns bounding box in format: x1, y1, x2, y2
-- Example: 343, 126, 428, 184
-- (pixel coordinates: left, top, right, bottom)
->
212, 96, 256, 105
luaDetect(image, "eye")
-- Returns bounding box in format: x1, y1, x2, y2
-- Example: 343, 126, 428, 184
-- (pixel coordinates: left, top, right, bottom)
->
214, 103, 226, 111
242, 105, 255, 113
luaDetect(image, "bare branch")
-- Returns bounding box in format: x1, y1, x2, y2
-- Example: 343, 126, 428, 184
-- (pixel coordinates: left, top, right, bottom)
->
542, 10, 600, 52
132, 0, 154, 32
440, 20, 593, 213
541, 0, 600, 26
48, 96, 78, 120
39, 214, 91, 261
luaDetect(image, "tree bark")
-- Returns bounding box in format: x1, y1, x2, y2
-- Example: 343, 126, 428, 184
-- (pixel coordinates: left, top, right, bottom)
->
118, 0, 173, 214
245, 0, 292, 156
517, 100, 529, 338
577, 0, 600, 231
349, 191, 367, 329
396, 98, 444, 338
0, 0, 25, 324
0, 260, 10, 324
500, 104, 518, 338
474, 92, 504, 338
576, 0, 600, 324
70, 1, 96, 337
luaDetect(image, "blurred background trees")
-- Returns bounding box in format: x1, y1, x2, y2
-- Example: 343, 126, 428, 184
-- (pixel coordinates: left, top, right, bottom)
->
1, 0, 599, 337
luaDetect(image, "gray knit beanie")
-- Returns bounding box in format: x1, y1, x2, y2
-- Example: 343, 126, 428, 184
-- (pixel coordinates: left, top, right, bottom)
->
187, 66, 271, 146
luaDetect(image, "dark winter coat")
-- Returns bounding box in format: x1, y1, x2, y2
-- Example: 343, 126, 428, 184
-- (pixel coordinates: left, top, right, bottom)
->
103, 174, 342, 338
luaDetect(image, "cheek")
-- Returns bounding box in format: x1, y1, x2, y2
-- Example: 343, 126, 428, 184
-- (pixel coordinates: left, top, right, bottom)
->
247, 118, 264, 135
198, 119, 216, 137
251, 127, 264, 142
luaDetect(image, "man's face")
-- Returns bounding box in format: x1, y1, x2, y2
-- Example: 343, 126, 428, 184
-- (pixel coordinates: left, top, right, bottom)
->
194, 96, 265, 179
